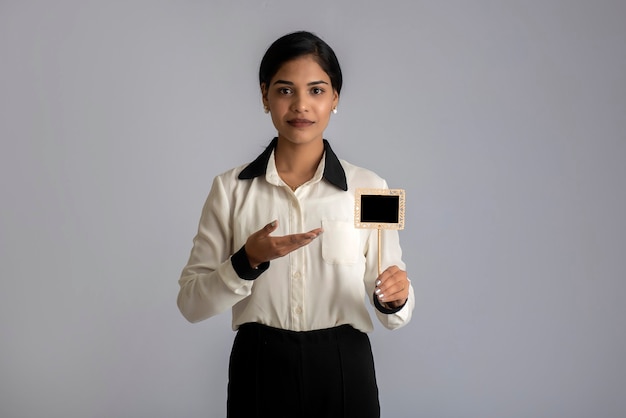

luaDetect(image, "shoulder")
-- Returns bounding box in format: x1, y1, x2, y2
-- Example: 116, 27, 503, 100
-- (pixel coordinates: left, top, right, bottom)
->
214, 163, 250, 181
339, 159, 388, 189
207, 163, 252, 193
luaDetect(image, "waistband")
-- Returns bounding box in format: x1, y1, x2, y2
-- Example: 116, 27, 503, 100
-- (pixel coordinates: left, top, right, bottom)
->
237, 322, 362, 344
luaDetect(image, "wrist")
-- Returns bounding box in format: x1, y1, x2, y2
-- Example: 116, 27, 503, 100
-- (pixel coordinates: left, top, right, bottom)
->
243, 245, 262, 269
374, 295, 407, 314
232, 246, 269, 280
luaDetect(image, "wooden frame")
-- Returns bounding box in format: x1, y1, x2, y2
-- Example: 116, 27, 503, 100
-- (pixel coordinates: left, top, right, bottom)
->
354, 188, 405, 230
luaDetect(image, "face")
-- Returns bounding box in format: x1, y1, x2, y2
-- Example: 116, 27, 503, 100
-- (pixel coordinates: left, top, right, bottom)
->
262, 55, 339, 147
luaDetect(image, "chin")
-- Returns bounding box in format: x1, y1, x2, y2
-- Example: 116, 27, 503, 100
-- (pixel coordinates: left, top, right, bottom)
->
283, 138, 318, 146
279, 132, 323, 145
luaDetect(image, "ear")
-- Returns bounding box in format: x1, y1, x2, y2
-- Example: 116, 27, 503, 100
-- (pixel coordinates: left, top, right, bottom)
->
332, 89, 339, 108
260, 83, 269, 107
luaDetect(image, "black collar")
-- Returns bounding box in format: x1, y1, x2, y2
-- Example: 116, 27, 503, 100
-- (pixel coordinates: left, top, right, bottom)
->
237, 138, 348, 191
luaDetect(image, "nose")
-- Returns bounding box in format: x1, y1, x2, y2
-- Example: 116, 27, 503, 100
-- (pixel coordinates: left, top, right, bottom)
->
290, 92, 308, 113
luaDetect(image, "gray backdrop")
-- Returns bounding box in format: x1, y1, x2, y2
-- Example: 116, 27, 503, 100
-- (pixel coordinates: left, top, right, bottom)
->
1, 1, 625, 417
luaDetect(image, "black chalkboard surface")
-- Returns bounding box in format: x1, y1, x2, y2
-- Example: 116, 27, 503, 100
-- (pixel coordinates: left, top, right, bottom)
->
360, 195, 399, 223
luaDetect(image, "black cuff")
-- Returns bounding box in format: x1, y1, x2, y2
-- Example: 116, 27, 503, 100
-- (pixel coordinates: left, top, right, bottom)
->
231, 246, 269, 280
374, 295, 407, 314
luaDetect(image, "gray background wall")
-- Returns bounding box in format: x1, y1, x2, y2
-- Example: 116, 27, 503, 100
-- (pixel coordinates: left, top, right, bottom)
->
1, 1, 625, 417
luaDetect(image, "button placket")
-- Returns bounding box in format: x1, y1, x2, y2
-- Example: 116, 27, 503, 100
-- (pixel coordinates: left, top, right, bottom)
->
289, 196, 305, 330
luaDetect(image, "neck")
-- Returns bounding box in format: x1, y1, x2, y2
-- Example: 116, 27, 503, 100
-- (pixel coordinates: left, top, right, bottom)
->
274, 138, 324, 191
274, 138, 324, 175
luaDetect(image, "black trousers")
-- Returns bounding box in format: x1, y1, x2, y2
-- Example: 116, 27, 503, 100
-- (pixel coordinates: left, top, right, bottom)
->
227, 323, 380, 418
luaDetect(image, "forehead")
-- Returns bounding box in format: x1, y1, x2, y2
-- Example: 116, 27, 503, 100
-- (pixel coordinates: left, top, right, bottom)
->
271, 55, 330, 83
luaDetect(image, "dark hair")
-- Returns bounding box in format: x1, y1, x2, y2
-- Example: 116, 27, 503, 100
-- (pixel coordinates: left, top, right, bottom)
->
259, 31, 343, 95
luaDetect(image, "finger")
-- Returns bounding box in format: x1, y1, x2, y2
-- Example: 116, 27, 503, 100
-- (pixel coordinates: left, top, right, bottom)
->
382, 265, 401, 279
250, 227, 323, 263
308, 227, 324, 235
376, 283, 408, 304
298, 228, 323, 241
380, 282, 409, 301
374, 265, 399, 287
375, 267, 408, 302
280, 230, 322, 251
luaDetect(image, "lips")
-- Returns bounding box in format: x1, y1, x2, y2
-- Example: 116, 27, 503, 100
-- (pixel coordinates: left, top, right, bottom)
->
287, 118, 314, 128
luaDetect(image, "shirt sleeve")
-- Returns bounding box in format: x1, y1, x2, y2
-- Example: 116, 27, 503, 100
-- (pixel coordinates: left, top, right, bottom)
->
177, 175, 261, 323
364, 227, 415, 330
361, 182, 415, 330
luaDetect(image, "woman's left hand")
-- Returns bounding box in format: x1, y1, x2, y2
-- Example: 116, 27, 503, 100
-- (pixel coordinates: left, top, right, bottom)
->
375, 265, 410, 309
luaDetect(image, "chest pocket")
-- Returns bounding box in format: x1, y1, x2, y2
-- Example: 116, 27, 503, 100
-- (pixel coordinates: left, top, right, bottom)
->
321, 219, 360, 264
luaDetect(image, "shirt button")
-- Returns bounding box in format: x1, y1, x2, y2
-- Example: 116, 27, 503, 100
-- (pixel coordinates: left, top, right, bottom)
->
293, 271, 301, 279
294, 307, 302, 315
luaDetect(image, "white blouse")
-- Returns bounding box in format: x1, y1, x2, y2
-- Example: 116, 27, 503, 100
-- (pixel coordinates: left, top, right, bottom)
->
177, 139, 415, 333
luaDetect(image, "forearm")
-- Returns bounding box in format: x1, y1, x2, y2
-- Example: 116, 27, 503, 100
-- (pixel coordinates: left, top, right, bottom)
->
364, 228, 415, 329
177, 257, 255, 323
373, 285, 415, 330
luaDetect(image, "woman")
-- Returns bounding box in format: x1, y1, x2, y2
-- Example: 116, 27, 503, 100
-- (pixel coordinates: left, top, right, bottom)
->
178, 31, 415, 418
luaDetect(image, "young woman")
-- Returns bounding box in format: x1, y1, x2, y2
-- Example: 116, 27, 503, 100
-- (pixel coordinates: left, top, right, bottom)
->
178, 31, 415, 418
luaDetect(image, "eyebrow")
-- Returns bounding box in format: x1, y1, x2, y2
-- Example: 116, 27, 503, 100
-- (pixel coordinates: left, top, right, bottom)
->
272, 79, 329, 86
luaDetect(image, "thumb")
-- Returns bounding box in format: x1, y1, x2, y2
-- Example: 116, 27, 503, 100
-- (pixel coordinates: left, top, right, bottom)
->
260, 220, 278, 236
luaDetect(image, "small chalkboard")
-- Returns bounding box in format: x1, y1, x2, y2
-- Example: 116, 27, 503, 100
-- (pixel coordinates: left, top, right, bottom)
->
355, 189, 405, 230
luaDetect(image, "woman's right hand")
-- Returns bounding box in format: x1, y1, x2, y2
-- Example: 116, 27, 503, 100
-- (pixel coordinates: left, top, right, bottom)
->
244, 220, 323, 268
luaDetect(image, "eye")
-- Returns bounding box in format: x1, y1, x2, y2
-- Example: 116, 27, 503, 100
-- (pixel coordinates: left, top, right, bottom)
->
311, 87, 325, 95
278, 87, 292, 95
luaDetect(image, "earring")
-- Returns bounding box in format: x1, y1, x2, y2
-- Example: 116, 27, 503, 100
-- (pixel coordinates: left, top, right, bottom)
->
264, 106, 270, 114
332, 107, 337, 114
